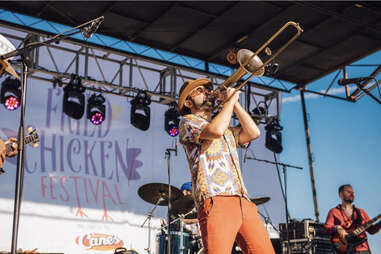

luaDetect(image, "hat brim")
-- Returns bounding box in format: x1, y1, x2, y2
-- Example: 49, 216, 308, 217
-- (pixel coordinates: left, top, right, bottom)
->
178, 78, 212, 112
0, 59, 18, 79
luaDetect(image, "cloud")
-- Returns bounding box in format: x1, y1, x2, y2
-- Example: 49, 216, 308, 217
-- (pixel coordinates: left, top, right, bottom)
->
282, 85, 357, 103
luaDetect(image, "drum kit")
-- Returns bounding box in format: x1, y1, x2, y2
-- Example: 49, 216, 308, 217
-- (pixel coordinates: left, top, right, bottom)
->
138, 183, 271, 254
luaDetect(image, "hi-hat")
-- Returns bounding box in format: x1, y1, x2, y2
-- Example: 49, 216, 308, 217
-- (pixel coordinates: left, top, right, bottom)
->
250, 196, 270, 205
138, 183, 181, 206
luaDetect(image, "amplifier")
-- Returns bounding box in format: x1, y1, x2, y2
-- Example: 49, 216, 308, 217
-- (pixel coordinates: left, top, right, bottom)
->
279, 220, 329, 241
281, 238, 334, 254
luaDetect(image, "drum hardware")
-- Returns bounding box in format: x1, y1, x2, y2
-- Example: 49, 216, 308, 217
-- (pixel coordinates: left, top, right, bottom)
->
160, 208, 198, 254
162, 208, 197, 229
156, 231, 191, 254
172, 195, 197, 219
140, 196, 165, 254
138, 183, 181, 254
138, 183, 181, 206
114, 248, 139, 254
250, 196, 271, 206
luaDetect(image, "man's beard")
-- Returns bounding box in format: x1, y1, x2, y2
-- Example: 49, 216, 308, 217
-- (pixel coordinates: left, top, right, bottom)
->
192, 97, 214, 112
344, 198, 354, 204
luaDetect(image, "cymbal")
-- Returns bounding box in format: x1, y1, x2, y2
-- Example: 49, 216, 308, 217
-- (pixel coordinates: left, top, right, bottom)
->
250, 196, 270, 205
172, 195, 196, 217
138, 183, 181, 206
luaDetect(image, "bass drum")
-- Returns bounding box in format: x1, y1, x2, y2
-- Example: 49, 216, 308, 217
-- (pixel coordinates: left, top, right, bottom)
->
156, 231, 191, 254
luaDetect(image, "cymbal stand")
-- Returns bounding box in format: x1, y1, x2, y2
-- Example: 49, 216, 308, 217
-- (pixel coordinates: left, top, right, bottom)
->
179, 214, 185, 254
141, 197, 164, 254
165, 141, 177, 254
257, 210, 279, 233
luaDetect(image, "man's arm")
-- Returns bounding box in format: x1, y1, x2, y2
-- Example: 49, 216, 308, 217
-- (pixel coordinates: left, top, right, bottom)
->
200, 88, 240, 140
0, 139, 6, 168
233, 102, 260, 144
324, 209, 337, 235
324, 208, 348, 239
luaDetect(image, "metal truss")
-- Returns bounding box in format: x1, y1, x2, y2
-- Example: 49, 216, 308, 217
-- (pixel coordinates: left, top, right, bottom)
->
0, 22, 283, 123
297, 64, 381, 104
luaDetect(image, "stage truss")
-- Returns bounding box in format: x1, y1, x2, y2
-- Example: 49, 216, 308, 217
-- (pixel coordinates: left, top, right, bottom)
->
0, 23, 284, 122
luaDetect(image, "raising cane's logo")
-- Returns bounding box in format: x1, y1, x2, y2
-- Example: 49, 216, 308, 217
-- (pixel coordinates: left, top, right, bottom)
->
76, 233, 124, 251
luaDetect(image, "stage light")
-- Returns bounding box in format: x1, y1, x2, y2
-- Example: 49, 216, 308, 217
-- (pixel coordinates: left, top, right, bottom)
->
164, 103, 180, 137
264, 63, 279, 76
87, 93, 106, 125
0, 77, 21, 111
130, 91, 151, 131
265, 118, 283, 154
63, 74, 86, 119
251, 106, 267, 124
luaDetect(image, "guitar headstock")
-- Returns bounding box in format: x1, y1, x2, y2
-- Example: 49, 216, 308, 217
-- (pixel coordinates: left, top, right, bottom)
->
26, 127, 40, 148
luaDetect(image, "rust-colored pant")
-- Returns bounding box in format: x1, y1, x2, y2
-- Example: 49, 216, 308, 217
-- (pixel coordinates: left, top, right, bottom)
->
197, 196, 275, 254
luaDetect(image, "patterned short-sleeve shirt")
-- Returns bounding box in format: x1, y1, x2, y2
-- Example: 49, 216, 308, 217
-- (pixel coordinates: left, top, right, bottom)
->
179, 114, 250, 206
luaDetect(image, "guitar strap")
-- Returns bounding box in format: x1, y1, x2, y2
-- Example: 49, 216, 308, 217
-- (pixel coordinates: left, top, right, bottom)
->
353, 205, 363, 227
338, 204, 363, 229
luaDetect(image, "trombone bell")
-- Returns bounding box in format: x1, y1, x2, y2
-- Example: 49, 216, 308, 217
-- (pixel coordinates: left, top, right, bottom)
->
220, 49, 264, 88
237, 49, 265, 77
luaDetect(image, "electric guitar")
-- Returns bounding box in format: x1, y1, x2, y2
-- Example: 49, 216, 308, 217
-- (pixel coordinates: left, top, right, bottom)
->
332, 213, 381, 254
0, 128, 40, 174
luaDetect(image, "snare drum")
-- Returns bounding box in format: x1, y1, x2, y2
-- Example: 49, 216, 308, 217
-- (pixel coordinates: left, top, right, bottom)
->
156, 231, 191, 254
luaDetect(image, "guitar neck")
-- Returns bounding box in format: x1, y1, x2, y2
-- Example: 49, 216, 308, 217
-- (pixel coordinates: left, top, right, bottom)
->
4, 135, 33, 154
353, 213, 381, 236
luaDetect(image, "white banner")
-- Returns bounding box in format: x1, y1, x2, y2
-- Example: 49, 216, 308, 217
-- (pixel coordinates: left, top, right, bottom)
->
0, 53, 284, 254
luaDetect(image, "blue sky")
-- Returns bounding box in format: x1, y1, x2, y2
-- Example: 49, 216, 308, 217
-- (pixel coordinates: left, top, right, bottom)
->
280, 50, 381, 252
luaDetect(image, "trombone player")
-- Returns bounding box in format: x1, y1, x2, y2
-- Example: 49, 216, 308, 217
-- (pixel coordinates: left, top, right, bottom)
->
178, 78, 275, 254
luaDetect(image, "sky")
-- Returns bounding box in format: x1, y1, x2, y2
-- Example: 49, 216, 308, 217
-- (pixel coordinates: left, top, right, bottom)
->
280, 50, 381, 252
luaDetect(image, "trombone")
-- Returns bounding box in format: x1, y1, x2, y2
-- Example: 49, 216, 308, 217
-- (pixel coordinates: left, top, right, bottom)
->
219, 21, 303, 92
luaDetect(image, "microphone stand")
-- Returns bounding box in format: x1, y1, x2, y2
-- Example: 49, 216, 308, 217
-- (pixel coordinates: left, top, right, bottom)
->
0, 16, 104, 254
245, 154, 302, 254
165, 141, 177, 254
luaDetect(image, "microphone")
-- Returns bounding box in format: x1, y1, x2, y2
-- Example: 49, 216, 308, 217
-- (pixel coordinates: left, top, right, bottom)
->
338, 77, 371, 86
82, 16, 104, 39
244, 149, 248, 163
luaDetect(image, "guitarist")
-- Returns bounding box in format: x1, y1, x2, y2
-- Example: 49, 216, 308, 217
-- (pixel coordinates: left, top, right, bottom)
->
0, 137, 18, 170
324, 184, 380, 254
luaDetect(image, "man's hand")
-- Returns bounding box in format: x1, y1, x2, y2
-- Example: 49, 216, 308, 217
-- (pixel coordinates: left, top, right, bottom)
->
337, 226, 348, 239
222, 87, 240, 104
5, 137, 18, 157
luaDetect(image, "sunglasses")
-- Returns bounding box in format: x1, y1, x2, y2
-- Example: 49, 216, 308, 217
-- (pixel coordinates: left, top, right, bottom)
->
188, 86, 209, 98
